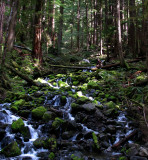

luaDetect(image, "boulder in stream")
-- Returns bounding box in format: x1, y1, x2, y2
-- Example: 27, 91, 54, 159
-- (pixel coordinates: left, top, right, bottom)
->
1, 141, 21, 157
32, 106, 47, 119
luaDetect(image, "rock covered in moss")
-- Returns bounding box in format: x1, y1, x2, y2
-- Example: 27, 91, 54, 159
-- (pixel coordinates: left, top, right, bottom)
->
33, 137, 46, 148
52, 117, 64, 129
1, 141, 21, 157
32, 106, 47, 119
105, 101, 118, 109
44, 137, 57, 150
11, 118, 24, 132
48, 152, 55, 160
43, 111, 56, 122
61, 96, 67, 104
11, 99, 25, 112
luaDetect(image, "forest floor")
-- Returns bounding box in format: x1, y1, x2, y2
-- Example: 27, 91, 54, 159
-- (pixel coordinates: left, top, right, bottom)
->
0, 50, 148, 159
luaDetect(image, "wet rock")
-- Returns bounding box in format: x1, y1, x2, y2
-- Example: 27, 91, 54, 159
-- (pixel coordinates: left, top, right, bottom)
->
0, 129, 6, 140
104, 108, 118, 117
21, 126, 31, 142
84, 132, 93, 139
33, 137, 46, 148
127, 147, 139, 156
32, 106, 47, 119
18, 110, 30, 118
11, 118, 24, 132
101, 141, 110, 148
52, 117, 64, 130
130, 156, 148, 160
81, 103, 96, 113
76, 97, 90, 104
62, 131, 75, 140
63, 120, 78, 131
33, 91, 44, 97
139, 147, 148, 157
1, 141, 21, 157
95, 109, 105, 120
43, 111, 56, 122
106, 125, 116, 134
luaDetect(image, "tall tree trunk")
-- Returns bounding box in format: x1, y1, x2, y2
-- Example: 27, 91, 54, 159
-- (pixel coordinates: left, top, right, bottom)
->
57, 0, 64, 54
77, 0, 80, 52
85, 0, 89, 50
99, 0, 103, 55
0, 1, 5, 61
116, 0, 125, 67
2, 0, 19, 66
32, 0, 44, 65
128, 0, 136, 58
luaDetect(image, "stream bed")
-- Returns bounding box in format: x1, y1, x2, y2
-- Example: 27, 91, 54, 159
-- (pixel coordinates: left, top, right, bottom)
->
0, 75, 148, 160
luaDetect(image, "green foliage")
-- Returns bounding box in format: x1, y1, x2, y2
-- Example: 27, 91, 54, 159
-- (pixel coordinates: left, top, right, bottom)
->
71, 154, 84, 160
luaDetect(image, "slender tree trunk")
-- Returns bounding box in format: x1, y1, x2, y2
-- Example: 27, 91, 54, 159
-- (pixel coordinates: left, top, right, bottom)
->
128, 0, 136, 58
85, 0, 89, 50
2, 0, 19, 66
0, 1, 5, 61
99, 0, 103, 55
117, 0, 125, 67
57, 0, 64, 54
77, 0, 80, 52
32, 0, 44, 65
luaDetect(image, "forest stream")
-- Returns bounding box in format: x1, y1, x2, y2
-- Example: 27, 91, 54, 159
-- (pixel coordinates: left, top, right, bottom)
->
0, 68, 148, 160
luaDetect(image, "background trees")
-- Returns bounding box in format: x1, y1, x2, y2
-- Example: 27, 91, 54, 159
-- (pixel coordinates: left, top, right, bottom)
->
0, 0, 147, 67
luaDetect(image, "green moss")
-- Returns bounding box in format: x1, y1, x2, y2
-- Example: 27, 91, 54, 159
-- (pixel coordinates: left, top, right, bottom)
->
77, 97, 89, 104
71, 103, 79, 108
33, 138, 45, 148
92, 132, 100, 150
71, 154, 84, 160
119, 156, 127, 160
48, 152, 55, 160
13, 99, 25, 106
32, 106, 47, 119
1, 141, 21, 157
11, 106, 18, 112
43, 111, 55, 122
87, 81, 100, 90
105, 101, 118, 109
11, 118, 24, 132
52, 117, 64, 129
73, 81, 79, 86
44, 137, 57, 150
58, 81, 68, 87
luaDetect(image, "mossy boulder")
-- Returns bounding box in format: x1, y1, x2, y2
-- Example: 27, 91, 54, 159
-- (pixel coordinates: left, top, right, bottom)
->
44, 137, 57, 150
87, 81, 100, 90
11, 118, 24, 132
21, 126, 31, 141
105, 101, 118, 109
48, 152, 55, 160
32, 106, 47, 119
52, 117, 64, 129
43, 111, 56, 122
18, 110, 30, 118
1, 141, 21, 157
11, 99, 25, 111
73, 81, 79, 86
76, 97, 90, 104
33, 137, 46, 148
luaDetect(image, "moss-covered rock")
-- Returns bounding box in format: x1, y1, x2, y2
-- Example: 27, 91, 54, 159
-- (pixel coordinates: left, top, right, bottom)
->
48, 152, 55, 160
44, 137, 57, 150
71, 103, 79, 109
11, 118, 24, 132
105, 101, 118, 109
33, 137, 46, 148
87, 81, 100, 90
32, 106, 47, 119
52, 117, 64, 129
21, 126, 31, 141
43, 111, 56, 122
58, 81, 68, 87
76, 97, 90, 104
1, 141, 21, 157
73, 81, 79, 86
11, 106, 18, 112
11, 99, 25, 111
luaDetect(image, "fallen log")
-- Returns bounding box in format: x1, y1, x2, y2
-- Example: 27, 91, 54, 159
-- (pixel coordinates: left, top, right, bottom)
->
13, 45, 32, 52
112, 130, 138, 149
5, 64, 47, 87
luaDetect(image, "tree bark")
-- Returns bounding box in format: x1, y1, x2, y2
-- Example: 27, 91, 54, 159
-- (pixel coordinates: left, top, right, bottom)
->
32, 0, 44, 65
116, 0, 126, 67
57, 0, 64, 54
77, 0, 80, 51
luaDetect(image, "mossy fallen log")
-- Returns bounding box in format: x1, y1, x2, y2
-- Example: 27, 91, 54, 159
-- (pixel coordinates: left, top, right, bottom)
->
5, 64, 47, 87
